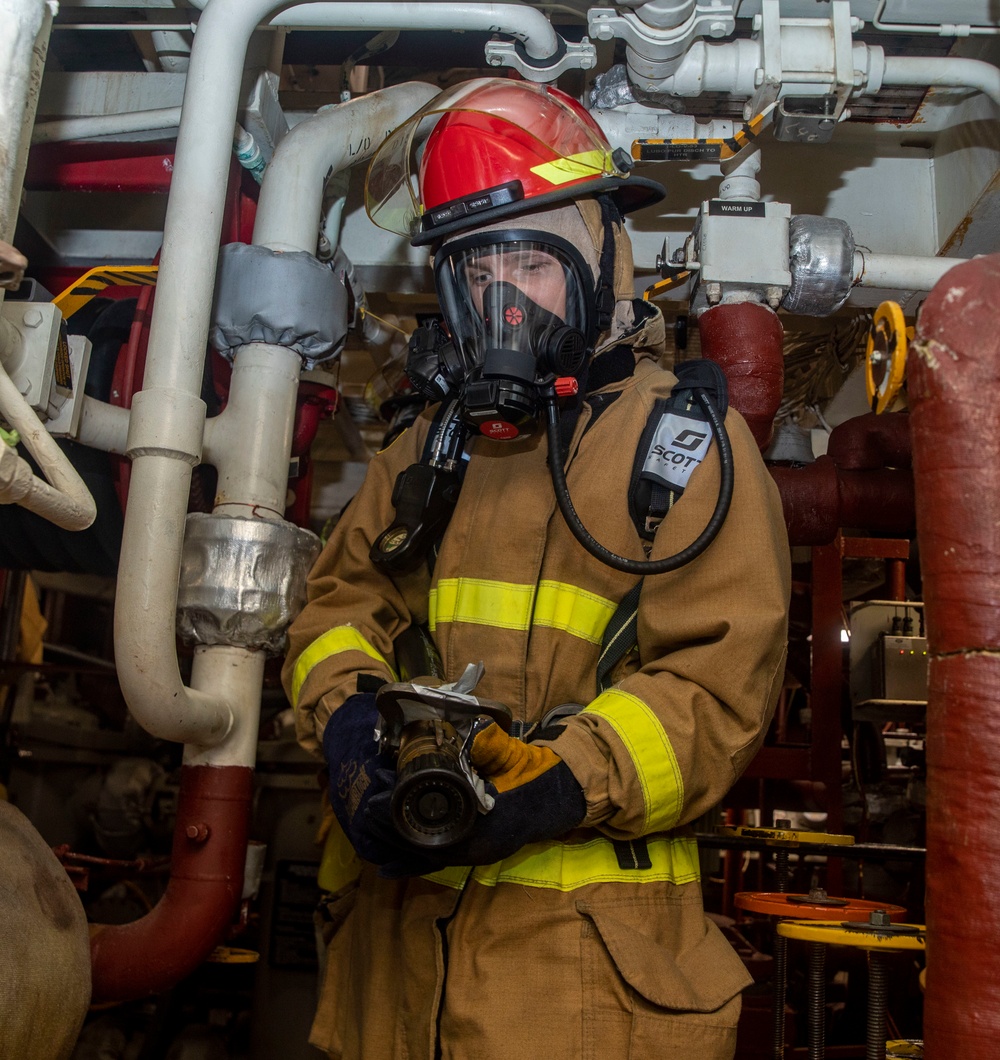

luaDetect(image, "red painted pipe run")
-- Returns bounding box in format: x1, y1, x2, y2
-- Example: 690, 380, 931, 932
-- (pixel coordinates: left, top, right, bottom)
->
698, 301, 785, 451
908, 253, 1000, 1058
89, 764, 252, 1004
769, 413, 915, 546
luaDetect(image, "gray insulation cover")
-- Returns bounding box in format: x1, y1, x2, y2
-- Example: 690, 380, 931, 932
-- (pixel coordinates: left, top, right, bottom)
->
210, 242, 348, 367
783, 215, 856, 316
177, 512, 321, 653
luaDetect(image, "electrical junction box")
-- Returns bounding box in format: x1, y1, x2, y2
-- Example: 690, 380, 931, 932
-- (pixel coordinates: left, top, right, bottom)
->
876, 634, 929, 702
848, 600, 927, 724
689, 198, 791, 313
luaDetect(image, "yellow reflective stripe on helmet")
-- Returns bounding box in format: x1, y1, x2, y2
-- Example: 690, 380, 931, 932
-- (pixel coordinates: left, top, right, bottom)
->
291, 625, 395, 708
584, 689, 684, 832
424, 835, 699, 892
530, 149, 613, 187
428, 578, 614, 645
534, 581, 616, 645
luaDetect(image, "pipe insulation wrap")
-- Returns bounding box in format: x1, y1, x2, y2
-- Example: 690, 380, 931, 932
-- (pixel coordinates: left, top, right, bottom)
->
783, 216, 855, 316
697, 302, 784, 451
909, 253, 1000, 1056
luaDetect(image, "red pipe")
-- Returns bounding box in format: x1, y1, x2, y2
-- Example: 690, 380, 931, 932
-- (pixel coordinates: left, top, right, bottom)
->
769, 458, 915, 546
908, 253, 1000, 1058
89, 764, 252, 1003
825, 411, 912, 470
698, 302, 784, 450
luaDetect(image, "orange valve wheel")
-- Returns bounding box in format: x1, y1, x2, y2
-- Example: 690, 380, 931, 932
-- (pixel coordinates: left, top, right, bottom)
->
736, 890, 906, 922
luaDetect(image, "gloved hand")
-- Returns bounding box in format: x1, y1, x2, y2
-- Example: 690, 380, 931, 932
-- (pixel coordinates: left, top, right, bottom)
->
367, 721, 587, 876
322, 692, 407, 866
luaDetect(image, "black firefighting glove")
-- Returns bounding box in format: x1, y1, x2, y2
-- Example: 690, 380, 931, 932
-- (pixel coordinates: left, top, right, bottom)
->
368, 721, 587, 877
322, 692, 405, 866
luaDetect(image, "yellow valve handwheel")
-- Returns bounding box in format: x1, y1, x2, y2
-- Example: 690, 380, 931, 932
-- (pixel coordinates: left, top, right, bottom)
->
722, 825, 855, 847
865, 301, 908, 414
777, 918, 926, 952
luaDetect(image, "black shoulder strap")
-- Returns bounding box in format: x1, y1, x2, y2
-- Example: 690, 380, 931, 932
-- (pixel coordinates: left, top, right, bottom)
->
597, 360, 729, 693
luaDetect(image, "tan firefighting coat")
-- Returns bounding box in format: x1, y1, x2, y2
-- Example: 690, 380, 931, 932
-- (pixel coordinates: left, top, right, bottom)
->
282, 308, 791, 1060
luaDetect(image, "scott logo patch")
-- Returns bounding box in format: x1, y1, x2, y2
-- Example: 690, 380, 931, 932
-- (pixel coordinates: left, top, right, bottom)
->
641, 410, 713, 492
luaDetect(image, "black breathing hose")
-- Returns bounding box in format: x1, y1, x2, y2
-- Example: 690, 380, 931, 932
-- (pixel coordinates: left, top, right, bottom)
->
543, 388, 734, 575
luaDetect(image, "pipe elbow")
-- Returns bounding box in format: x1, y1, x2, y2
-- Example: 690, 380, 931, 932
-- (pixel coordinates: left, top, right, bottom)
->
89, 764, 253, 1004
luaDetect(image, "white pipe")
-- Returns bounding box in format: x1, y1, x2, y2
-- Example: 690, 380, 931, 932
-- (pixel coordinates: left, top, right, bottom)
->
881, 56, 1000, 108
872, 0, 1000, 38
253, 82, 439, 252
77, 396, 130, 455
116, 451, 235, 747
203, 344, 300, 519
0, 0, 53, 261
183, 646, 266, 767
852, 251, 968, 292
150, 28, 192, 74
185, 0, 562, 61
0, 354, 96, 530
591, 104, 736, 155
117, 0, 440, 759
31, 107, 183, 144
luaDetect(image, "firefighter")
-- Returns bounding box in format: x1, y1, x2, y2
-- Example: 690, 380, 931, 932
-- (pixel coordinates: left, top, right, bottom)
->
282, 78, 791, 1060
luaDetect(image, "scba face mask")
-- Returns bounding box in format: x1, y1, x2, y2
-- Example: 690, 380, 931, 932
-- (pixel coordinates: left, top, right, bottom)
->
408, 230, 597, 439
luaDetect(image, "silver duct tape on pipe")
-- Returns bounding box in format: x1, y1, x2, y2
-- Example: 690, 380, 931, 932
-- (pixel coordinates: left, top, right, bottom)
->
782, 215, 855, 316
177, 513, 321, 654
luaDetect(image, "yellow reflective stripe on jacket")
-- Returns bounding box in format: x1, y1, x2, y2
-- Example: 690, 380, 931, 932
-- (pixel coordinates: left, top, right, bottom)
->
428, 578, 615, 645
291, 625, 395, 708
533, 581, 616, 645
429, 578, 535, 632
425, 835, 699, 892
585, 689, 685, 832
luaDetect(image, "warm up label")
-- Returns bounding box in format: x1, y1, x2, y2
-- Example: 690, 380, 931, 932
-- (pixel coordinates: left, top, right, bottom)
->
641, 410, 712, 492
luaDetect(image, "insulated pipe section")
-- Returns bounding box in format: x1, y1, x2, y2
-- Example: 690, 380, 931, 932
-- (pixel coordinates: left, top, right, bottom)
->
115, 0, 432, 753
852, 251, 966, 294
908, 253, 1000, 1058
90, 763, 252, 1003
697, 302, 784, 452
770, 412, 914, 545
597, 32, 1000, 107
0, 357, 96, 530
0, 0, 53, 252
881, 55, 1000, 108
252, 81, 439, 253
186, 0, 564, 63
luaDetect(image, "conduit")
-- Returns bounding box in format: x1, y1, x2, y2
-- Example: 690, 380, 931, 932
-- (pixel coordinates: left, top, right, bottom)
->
697, 301, 784, 451
852, 251, 966, 294
908, 253, 1000, 1058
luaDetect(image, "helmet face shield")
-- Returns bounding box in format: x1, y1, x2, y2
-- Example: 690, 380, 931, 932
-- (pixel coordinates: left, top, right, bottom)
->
434, 230, 596, 379
365, 77, 663, 244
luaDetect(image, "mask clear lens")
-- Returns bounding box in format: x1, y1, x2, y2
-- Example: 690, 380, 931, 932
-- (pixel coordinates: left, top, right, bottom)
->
434, 231, 595, 377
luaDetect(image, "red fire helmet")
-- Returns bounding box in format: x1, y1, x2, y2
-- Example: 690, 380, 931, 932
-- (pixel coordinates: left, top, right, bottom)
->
365, 78, 664, 246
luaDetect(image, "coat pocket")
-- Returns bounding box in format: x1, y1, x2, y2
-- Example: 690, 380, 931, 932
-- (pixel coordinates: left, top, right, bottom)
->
578, 895, 751, 1060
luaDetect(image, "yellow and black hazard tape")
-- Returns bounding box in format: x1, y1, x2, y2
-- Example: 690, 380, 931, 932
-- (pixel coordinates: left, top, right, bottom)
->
631, 105, 774, 164
53, 265, 158, 319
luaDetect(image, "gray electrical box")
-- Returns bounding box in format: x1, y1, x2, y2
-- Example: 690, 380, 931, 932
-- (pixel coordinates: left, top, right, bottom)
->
876, 634, 929, 702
